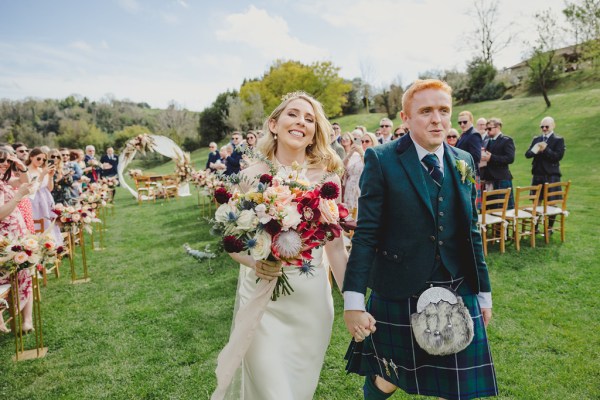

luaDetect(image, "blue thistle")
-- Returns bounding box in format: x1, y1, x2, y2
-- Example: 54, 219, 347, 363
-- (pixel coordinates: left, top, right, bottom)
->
246, 238, 257, 249
227, 211, 238, 222
299, 260, 315, 276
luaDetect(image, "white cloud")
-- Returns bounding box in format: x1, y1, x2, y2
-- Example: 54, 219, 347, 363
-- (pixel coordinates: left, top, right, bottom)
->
162, 13, 179, 24
117, 0, 140, 13
69, 40, 93, 52
177, 0, 189, 8
216, 5, 329, 62
100, 40, 110, 50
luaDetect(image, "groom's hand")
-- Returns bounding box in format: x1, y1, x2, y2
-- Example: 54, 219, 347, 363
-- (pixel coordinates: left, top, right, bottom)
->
344, 310, 376, 342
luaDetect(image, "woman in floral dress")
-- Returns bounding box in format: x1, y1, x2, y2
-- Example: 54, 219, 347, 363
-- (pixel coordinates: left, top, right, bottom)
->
0, 148, 34, 333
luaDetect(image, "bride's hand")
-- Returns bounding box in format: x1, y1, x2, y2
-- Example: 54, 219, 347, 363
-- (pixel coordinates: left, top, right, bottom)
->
254, 259, 282, 281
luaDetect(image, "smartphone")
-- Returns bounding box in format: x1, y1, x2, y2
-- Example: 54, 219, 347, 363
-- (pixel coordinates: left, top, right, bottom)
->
31, 175, 39, 182
47, 159, 55, 166
353, 137, 361, 144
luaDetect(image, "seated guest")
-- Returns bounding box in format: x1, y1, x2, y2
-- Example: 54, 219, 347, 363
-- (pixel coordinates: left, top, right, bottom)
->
100, 147, 119, 178
83, 145, 101, 183
209, 146, 229, 172
205, 142, 220, 172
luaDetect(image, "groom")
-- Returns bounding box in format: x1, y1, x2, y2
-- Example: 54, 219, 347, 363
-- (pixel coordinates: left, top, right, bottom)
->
343, 79, 498, 399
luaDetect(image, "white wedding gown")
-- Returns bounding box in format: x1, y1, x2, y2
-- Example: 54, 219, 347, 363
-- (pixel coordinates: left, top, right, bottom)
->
227, 248, 334, 399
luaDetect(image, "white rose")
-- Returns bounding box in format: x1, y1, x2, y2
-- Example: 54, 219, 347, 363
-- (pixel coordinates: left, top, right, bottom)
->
236, 209, 258, 232
215, 204, 236, 224
250, 230, 272, 260
255, 203, 273, 224
281, 204, 302, 231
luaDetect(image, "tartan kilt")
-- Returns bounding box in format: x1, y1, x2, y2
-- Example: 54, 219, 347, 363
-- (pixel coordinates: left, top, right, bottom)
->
345, 284, 498, 400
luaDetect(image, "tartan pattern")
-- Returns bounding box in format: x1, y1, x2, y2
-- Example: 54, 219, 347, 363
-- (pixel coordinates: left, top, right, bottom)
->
345, 279, 498, 400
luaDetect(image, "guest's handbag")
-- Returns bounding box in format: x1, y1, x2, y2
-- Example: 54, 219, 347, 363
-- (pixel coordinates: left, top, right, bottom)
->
410, 287, 474, 356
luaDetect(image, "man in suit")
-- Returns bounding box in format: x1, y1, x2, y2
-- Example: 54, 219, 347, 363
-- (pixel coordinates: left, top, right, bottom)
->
225, 132, 243, 176
525, 116, 566, 230
330, 122, 346, 160
100, 147, 119, 178
378, 118, 394, 144
205, 142, 220, 171
456, 111, 483, 173
481, 118, 515, 209
83, 145, 101, 183
343, 79, 497, 400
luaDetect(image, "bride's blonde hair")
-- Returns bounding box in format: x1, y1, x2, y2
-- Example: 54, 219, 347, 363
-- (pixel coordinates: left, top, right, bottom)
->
258, 91, 342, 173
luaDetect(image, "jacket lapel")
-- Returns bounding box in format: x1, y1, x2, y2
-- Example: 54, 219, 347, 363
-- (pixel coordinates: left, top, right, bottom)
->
396, 136, 434, 219
444, 144, 472, 223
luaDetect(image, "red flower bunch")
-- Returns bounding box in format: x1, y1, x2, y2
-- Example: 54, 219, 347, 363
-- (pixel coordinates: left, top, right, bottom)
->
214, 187, 232, 204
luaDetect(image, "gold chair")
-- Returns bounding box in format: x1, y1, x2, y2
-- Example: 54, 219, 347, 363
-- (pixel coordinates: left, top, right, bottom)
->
536, 181, 571, 244
162, 175, 179, 202
478, 188, 511, 256
134, 176, 155, 205
494, 185, 542, 251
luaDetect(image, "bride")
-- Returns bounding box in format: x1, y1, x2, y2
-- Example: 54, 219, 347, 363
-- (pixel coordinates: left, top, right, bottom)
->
212, 92, 348, 399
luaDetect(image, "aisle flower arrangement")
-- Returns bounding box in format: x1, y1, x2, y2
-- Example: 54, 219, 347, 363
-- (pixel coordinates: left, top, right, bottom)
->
173, 152, 195, 183
52, 204, 101, 234
0, 234, 43, 274
211, 163, 348, 300
123, 134, 156, 158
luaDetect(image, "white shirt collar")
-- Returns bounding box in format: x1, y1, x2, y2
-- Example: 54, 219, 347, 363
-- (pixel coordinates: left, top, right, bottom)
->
413, 138, 445, 170
544, 132, 554, 139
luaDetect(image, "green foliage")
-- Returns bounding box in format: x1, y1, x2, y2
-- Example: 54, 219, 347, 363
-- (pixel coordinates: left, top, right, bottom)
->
113, 125, 151, 151
56, 119, 111, 150
466, 58, 505, 102
239, 60, 351, 117
199, 91, 235, 146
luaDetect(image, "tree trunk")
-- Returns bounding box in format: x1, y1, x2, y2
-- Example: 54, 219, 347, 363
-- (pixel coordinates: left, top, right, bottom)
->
541, 86, 551, 108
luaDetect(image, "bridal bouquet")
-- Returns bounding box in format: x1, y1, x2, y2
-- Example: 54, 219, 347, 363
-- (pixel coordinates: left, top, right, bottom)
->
211, 167, 348, 300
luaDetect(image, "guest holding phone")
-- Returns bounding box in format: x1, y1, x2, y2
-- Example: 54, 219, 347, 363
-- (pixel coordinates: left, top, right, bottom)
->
342, 129, 366, 217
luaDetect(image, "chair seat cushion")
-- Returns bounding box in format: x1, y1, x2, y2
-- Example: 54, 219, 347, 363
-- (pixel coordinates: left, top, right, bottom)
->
478, 214, 505, 225
493, 209, 533, 219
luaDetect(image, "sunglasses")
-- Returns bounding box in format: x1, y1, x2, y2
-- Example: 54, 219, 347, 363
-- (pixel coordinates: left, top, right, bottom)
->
447, 135, 458, 139
61, 153, 70, 157
35, 157, 47, 162
50, 155, 61, 159
458, 121, 469, 125
380, 125, 391, 128
540, 125, 550, 129
0, 158, 13, 163
361, 140, 372, 143
17, 149, 29, 153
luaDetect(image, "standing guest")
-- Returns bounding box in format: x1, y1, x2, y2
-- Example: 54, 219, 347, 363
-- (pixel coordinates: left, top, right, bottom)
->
212, 92, 347, 399
342, 129, 365, 217
12, 143, 29, 162
240, 131, 259, 170
378, 118, 394, 144
456, 111, 483, 209
481, 118, 515, 209
69, 150, 85, 199
100, 147, 119, 178
393, 125, 407, 140
245, 131, 258, 151
343, 79, 497, 400
446, 128, 460, 147
83, 145, 101, 183
205, 142, 220, 171
330, 122, 346, 160
225, 132, 243, 176
340, 132, 354, 155
361, 132, 378, 151
525, 116, 566, 231
0, 148, 35, 334
48, 149, 73, 205
26, 148, 62, 244
476, 118, 489, 146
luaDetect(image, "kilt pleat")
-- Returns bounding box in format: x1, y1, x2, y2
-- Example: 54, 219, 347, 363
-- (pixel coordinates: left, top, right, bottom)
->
345, 284, 498, 400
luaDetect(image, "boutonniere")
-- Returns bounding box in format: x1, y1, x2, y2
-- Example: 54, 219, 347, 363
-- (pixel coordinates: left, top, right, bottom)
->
455, 159, 475, 184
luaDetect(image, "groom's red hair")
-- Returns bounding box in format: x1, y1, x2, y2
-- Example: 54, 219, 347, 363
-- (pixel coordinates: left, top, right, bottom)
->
401, 79, 452, 117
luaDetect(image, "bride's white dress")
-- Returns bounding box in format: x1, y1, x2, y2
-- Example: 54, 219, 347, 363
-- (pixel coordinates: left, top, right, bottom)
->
231, 248, 333, 399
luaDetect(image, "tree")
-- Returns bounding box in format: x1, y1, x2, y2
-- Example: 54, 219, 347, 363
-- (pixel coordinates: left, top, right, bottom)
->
341, 78, 364, 115
373, 80, 404, 119
563, 0, 600, 68
199, 91, 235, 146
525, 9, 564, 108
466, 58, 505, 102
155, 102, 199, 145
467, 0, 513, 65
359, 60, 375, 112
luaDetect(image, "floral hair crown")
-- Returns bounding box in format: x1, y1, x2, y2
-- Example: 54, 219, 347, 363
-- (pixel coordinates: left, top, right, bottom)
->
281, 90, 311, 102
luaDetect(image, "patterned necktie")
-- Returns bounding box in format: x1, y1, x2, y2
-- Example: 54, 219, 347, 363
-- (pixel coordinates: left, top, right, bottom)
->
422, 154, 443, 186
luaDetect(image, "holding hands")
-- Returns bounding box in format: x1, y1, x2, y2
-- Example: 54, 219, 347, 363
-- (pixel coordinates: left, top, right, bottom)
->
254, 259, 282, 281
344, 310, 377, 343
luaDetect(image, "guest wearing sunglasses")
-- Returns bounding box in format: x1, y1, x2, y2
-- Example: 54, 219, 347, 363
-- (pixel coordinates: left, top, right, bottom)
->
342, 129, 365, 218
456, 111, 483, 209
25, 148, 63, 245
12, 142, 30, 162
481, 118, 515, 209
446, 128, 460, 147
378, 118, 394, 144
48, 149, 73, 205
361, 132, 378, 151
0, 148, 35, 334
525, 116, 566, 231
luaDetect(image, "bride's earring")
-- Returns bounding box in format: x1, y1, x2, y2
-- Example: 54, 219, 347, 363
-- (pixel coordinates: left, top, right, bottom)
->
273, 134, 278, 141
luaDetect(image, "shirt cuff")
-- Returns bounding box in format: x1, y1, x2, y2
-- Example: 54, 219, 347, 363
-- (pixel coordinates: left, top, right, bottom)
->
477, 292, 492, 309
343, 291, 366, 311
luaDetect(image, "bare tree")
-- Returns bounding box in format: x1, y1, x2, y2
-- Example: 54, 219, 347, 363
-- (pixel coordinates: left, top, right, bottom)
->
468, 0, 514, 65
359, 60, 375, 112
155, 101, 198, 144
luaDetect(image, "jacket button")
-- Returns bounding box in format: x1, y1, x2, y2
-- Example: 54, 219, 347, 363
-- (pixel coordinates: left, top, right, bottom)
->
430, 236, 436, 242
382, 251, 387, 256
439, 211, 444, 217
438, 240, 444, 246
438, 197, 444, 202
393, 255, 398, 259
439, 226, 444, 231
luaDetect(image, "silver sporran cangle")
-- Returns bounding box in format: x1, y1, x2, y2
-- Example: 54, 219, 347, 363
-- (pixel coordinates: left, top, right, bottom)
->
410, 287, 474, 356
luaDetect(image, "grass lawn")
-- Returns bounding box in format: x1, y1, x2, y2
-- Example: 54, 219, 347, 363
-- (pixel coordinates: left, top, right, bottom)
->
1, 86, 599, 399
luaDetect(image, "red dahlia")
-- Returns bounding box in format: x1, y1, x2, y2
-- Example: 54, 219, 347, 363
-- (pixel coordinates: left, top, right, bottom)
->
320, 182, 340, 200
223, 235, 245, 253
214, 187, 232, 204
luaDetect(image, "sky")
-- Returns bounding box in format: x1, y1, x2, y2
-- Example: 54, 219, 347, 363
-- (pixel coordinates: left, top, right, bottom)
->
0, 0, 570, 111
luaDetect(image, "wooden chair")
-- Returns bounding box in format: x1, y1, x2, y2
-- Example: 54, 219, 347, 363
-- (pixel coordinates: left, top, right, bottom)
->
494, 185, 542, 251
134, 176, 155, 205
533, 181, 571, 244
162, 175, 179, 202
478, 188, 511, 256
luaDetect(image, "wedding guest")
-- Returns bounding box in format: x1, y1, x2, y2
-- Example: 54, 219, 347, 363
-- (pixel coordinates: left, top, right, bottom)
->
378, 117, 394, 144
0, 148, 35, 334
361, 132, 378, 151
69, 150, 85, 198
340, 132, 354, 155
83, 145, 101, 183
446, 128, 460, 147
393, 125, 407, 140
212, 91, 348, 399
12, 143, 29, 162
245, 131, 258, 151
100, 147, 119, 178
226, 132, 243, 176
343, 79, 497, 399
26, 148, 62, 244
481, 118, 515, 209
343, 129, 366, 218
525, 116, 566, 232
209, 146, 229, 172
330, 122, 346, 160
48, 149, 73, 205
477, 117, 489, 146
205, 142, 220, 171
241, 131, 259, 170
6, 146, 35, 233
456, 111, 483, 209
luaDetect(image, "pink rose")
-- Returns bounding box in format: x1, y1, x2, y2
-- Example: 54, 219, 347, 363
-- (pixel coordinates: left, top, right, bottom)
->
318, 199, 340, 224
263, 185, 294, 205
14, 252, 29, 264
